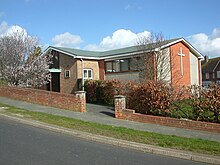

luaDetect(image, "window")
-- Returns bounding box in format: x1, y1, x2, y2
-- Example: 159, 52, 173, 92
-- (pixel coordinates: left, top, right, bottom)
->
65, 70, 70, 78
121, 59, 129, 71
106, 62, 113, 72
83, 69, 93, 79
213, 73, 215, 79
105, 59, 130, 73
217, 71, 220, 78
205, 73, 209, 79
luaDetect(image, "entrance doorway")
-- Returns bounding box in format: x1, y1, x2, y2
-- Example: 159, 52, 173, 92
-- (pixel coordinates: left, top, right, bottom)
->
51, 72, 60, 92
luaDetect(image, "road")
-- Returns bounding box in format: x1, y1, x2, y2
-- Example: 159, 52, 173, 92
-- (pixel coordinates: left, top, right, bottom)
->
0, 117, 207, 165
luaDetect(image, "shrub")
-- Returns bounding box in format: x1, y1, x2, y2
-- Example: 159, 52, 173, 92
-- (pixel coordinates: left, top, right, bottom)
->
190, 84, 220, 123
126, 81, 174, 116
84, 80, 124, 105
85, 79, 220, 123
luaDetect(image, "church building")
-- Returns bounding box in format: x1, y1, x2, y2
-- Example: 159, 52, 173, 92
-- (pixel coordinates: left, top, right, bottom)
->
43, 38, 204, 94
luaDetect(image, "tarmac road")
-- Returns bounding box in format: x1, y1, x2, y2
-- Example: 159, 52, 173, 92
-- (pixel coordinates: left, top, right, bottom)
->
0, 117, 208, 165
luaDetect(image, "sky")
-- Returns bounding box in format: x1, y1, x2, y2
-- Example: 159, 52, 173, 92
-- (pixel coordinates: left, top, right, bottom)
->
0, 0, 220, 57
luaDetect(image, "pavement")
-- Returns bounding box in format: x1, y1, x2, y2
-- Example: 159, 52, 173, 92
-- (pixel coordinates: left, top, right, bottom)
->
0, 96, 220, 164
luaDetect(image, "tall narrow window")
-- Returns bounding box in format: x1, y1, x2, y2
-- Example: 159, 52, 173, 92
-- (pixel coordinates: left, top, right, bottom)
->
120, 59, 129, 71
65, 70, 70, 78
106, 62, 112, 72
113, 61, 120, 72
205, 73, 209, 79
217, 71, 220, 78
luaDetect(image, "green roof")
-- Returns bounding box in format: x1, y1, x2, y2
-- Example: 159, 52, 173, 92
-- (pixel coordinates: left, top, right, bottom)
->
48, 38, 190, 59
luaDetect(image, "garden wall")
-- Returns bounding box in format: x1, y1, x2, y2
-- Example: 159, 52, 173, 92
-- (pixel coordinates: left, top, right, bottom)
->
115, 95, 220, 133
0, 86, 86, 112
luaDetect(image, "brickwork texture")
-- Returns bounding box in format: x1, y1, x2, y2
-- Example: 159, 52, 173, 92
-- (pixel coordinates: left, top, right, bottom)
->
115, 95, 220, 133
0, 86, 86, 112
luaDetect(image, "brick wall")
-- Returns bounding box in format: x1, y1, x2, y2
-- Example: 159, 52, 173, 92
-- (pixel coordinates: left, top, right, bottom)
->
77, 59, 100, 80
170, 42, 191, 86
114, 95, 220, 133
98, 60, 105, 80
0, 86, 86, 112
59, 53, 78, 94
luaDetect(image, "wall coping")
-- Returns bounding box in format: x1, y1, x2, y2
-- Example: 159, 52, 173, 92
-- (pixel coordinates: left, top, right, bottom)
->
114, 95, 126, 98
75, 91, 86, 94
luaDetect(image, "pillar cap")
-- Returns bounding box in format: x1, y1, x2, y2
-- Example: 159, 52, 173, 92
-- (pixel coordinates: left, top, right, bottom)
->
114, 95, 126, 98
75, 91, 86, 94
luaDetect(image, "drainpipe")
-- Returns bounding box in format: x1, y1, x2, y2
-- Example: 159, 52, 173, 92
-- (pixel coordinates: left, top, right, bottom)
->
80, 58, 84, 91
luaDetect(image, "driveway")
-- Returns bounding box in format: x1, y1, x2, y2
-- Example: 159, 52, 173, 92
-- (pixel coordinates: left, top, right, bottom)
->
86, 103, 115, 118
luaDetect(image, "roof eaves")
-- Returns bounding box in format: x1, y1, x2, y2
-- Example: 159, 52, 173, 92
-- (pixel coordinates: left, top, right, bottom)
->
50, 46, 77, 58
160, 38, 183, 49
161, 38, 204, 60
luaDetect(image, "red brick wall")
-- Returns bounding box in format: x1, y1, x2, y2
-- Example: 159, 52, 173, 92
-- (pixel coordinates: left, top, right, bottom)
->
117, 109, 220, 133
98, 60, 105, 80
0, 86, 86, 112
114, 95, 220, 133
170, 42, 191, 86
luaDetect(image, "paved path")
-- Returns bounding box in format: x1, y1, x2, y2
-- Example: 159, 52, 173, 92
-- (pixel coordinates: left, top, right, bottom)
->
0, 97, 220, 143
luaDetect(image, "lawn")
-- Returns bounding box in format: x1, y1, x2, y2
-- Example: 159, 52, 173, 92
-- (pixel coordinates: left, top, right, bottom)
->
0, 103, 220, 156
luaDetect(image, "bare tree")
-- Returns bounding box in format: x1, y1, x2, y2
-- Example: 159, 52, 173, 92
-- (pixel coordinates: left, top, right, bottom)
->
132, 32, 178, 84
0, 30, 52, 87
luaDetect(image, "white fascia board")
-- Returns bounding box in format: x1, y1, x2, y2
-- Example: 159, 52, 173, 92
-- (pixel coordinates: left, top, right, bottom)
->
74, 56, 100, 60
48, 69, 62, 73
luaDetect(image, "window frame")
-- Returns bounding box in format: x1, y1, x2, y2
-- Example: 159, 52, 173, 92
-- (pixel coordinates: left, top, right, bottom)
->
105, 58, 130, 73
83, 69, 93, 79
65, 70, 70, 78
205, 73, 209, 79
217, 71, 220, 78
213, 72, 215, 79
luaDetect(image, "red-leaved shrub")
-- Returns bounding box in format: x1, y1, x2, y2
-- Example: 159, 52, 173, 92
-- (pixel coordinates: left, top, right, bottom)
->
126, 81, 174, 116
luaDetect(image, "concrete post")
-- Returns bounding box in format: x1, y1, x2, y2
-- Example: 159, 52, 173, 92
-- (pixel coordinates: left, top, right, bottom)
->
75, 91, 86, 112
114, 95, 126, 118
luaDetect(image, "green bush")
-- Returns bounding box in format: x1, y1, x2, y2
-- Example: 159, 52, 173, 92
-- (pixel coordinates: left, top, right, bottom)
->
190, 84, 220, 123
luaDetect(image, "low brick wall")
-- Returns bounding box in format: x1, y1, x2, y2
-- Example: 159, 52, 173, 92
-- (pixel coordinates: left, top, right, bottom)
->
115, 95, 220, 133
0, 86, 86, 112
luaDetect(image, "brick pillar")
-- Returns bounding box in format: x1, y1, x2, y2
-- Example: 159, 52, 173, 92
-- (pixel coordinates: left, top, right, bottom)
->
114, 95, 126, 118
75, 91, 86, 112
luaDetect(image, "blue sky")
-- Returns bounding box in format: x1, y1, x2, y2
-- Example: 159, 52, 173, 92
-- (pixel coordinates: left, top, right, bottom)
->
0, 0, 220, 57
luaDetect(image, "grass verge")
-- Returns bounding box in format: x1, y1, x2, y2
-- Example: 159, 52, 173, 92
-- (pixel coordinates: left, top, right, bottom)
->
0, 103, 220, 156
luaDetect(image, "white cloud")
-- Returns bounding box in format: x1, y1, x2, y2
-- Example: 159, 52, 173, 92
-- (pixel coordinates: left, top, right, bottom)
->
85, 29, 151, 51
52, 32, 83, 47
0, 21, 28, 37
187, 28, 220, 57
